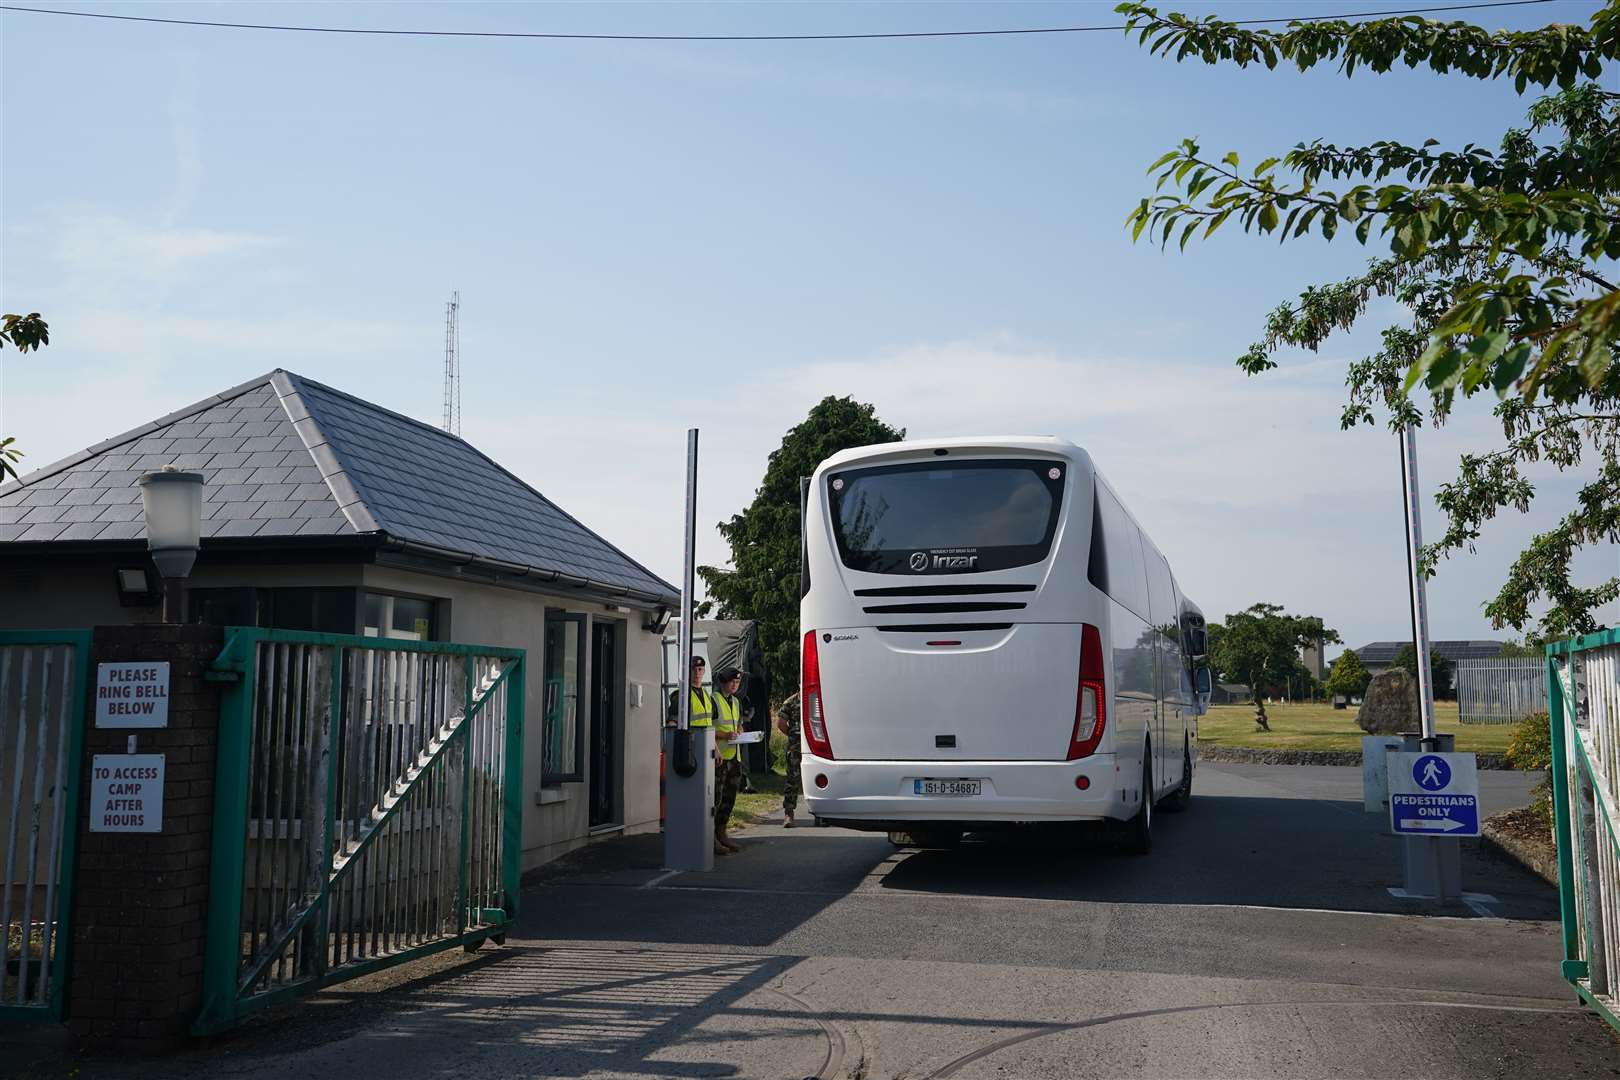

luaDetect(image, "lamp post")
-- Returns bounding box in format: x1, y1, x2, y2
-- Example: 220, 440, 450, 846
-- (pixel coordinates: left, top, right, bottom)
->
139, 466, 205, 624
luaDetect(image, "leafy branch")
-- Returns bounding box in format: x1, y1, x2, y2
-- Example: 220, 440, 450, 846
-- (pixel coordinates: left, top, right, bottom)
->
0, 313, 50, 485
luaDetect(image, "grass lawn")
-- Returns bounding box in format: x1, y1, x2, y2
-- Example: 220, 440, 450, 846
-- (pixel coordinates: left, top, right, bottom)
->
1197, 700, 1518, 754
730, 768, 788, 827
728, 729, 793, 828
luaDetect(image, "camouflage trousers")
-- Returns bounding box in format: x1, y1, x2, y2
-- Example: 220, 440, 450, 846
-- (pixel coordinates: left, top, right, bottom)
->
714, 757, 741, 835
782, 735, 803, 814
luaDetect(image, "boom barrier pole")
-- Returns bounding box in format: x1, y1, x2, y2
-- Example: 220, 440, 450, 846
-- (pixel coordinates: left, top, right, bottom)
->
1398, 425, 1458, 899
664, 428, 714, 872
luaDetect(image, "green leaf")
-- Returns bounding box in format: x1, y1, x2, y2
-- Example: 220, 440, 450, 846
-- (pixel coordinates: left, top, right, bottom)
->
1145, 150, 1181, 175
1493, 343, 1532, 394
1258, 202, 1279, 232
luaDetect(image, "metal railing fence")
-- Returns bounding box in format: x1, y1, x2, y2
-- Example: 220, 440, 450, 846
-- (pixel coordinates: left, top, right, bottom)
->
0, 631, 90, 1023
195, 629, 524, 1033
1457, 657, 1547, 724
1549, 628, 1620, 1036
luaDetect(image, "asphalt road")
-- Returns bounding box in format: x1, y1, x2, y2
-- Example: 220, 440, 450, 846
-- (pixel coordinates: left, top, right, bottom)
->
19, 763, 1619, 1079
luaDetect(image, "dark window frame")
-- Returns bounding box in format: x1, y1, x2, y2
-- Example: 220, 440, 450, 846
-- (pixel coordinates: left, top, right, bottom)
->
362, 589, 441, 642
541, 609, 588, 785
189, 585, 357, 634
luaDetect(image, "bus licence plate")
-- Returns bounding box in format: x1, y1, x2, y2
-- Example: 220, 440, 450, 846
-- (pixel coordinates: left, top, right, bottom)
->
914, 779, 981, 797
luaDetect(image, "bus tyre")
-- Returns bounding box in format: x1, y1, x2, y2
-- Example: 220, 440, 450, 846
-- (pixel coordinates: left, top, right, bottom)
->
1123, 755, 1153, 855
1160, 741, 1192, 813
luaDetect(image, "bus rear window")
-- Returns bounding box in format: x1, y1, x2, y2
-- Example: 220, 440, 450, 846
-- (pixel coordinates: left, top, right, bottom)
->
828, 459, 1065, 574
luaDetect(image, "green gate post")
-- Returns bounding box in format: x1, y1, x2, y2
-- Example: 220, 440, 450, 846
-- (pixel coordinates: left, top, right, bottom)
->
501, 657, 526, 920
1547, 649, 1581, 976
195, 630, 258, 1034
458, 655, 473, 933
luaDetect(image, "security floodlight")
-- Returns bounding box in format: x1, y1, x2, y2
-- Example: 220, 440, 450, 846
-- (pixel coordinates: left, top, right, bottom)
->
138, 466, 205, 622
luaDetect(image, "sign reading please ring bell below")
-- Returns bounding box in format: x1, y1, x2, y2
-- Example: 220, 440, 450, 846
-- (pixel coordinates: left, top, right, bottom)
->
95, 661, 170, 728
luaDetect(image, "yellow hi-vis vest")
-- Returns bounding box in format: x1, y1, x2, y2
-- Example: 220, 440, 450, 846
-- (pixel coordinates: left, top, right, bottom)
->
687, 688, 714, 728
715, 693, 740, 760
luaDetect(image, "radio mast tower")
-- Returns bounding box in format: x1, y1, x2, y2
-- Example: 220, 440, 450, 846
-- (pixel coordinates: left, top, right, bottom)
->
441, 291, 461, 437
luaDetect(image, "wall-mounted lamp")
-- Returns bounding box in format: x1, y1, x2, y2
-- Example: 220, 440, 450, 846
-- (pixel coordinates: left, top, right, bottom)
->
138, 466, 205, 623
113, 566, 157, 608
644, 607, 672, 634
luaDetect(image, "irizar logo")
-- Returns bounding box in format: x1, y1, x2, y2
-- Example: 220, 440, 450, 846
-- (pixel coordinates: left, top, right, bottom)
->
909, 551, 978, 571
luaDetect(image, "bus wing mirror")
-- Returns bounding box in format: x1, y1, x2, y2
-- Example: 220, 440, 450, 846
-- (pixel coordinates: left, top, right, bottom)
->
1190, 628, 1209, 659
1196, 666, 1212, 694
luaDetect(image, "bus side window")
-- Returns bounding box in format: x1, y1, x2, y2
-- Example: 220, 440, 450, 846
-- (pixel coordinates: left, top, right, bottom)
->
1095, 484, 1147, 620
1086, 491, 1108, 595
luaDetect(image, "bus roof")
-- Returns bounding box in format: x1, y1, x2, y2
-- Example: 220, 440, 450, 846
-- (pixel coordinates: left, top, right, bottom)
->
817, 436, 1092, 474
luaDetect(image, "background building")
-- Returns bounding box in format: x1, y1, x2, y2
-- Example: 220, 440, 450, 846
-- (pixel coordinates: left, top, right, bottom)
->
1353, 639, 1506, 674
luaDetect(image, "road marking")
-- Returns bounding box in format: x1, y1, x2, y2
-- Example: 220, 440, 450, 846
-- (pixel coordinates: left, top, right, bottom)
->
641, 869, 682, 889
1386, 887, 1500, 917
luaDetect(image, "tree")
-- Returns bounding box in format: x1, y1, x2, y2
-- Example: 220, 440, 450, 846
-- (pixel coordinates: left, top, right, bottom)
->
699, 397, 904, 702
1118, 3, 1619, 640
1390, 643, 1457, 699
1324, 649, 1372, 699
1208, 603, 1341, 730
0, 312, 49, 483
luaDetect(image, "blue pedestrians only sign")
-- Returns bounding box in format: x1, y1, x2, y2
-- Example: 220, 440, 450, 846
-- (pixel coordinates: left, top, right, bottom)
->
1387, 751, 1479, 837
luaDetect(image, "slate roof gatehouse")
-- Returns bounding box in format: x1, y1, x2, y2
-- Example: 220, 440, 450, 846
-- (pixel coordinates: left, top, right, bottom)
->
0, 369, 680, 869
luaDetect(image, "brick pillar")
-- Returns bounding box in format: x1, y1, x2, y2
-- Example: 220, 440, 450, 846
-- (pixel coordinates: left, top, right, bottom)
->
67, 624, 223, 1053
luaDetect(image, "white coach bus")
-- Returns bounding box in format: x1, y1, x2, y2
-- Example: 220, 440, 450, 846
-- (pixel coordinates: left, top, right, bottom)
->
798, 437, 1210, 853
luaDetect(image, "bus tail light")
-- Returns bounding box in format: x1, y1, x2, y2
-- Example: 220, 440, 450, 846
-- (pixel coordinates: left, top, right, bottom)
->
802, 630, 835, 759
1068, 623, 1106, 760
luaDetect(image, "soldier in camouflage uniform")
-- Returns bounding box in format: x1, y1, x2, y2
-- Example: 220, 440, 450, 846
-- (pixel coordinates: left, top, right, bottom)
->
775, 691, 802, 827
712, 668, 744, 854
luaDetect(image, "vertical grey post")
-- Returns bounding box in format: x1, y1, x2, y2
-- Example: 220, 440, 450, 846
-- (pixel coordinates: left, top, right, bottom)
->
679, 429, 696, 736
1400, 426, 1437, 742
664, 429, 714, 872
1398, 426, 1458, 899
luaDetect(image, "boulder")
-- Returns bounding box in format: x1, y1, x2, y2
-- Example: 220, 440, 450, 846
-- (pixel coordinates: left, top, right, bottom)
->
1357, 669, 1418, 734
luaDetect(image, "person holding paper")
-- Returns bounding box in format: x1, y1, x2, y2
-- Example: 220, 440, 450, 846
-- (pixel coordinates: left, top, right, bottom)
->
712, 667, 746, 854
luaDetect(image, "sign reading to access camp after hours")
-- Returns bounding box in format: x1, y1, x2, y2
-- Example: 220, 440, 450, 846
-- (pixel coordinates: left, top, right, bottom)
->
95, 661, 170, 728
89, 754, 164, 833
1388, 751, 1480, 837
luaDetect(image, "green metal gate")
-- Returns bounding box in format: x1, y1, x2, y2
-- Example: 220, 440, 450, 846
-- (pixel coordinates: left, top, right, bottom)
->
195, 629, 524, 1033
0, 630, 90, 1023
1548, 627, 1620, 1036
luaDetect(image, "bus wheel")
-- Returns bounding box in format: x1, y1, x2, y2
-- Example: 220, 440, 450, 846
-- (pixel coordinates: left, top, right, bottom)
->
1122, 755, 1153, 855
1160, 740, 1193, 813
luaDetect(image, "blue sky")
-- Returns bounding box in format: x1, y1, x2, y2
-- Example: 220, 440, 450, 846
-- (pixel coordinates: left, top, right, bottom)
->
2, 0, 1615, 652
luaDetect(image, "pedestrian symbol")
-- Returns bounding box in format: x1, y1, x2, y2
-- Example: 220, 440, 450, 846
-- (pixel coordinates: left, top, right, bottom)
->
1414, 754, 1451, 791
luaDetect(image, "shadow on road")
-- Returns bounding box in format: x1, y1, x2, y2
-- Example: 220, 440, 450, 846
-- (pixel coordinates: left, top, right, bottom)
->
878, 792, 1557, 920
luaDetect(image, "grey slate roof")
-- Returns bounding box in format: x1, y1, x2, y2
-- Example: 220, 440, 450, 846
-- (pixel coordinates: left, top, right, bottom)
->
0, 370, 678, 605
1355, 640, 1506, 666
